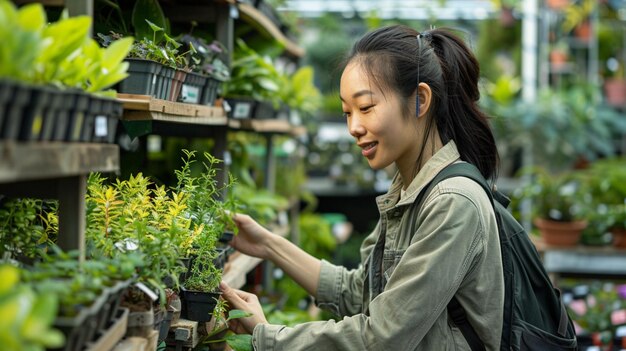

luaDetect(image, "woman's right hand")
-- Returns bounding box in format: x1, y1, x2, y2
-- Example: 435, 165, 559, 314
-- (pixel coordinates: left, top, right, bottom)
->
229, 213, 275, 259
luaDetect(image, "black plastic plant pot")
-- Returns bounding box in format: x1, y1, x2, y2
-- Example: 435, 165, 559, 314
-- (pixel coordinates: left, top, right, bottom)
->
0, 80, 16, 139
180, 71, 207, 104
158, 66, 175, 100
158, 309, 174, 342
275, 104, 290, 121
51, 89, 74, 141
51, 291, 105, 351
180, 287, 221, 322
169, 69, 187, 102
201, 77, 221, 106
99, 279, 132, 331
253, 100, 275, 119
65, 91, 90, 142
80, 95, 100, 142
91, 96, 122, 143
218, 230, 234, 244
225, 97, 256, 119
118, 58, 162, 97
3, 82, 33, 140
39, 87, 64, 141
19, 86, 51, 141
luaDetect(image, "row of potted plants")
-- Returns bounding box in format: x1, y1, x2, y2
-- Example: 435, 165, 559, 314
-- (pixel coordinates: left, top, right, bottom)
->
0, 1, 131, 143
0, 149, 250, 349
223, 39, 321, 121
511, 157, 626, 247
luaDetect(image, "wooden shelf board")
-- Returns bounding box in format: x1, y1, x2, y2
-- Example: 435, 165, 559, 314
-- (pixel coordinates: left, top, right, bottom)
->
118, 94, 227, 126
237, 3, 304, 58
222, 223, 289, 289
0, 142, 119, 183
228, 118, 292, 134
13, 0, 64, 6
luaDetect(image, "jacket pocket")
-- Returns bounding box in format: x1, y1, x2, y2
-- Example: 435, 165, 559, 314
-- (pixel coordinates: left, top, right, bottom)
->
515, 320, 577, 351
382, 249, 406, 289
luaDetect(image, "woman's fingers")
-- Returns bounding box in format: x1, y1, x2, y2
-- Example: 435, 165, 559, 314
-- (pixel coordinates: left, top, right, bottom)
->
219, 281, 269, 334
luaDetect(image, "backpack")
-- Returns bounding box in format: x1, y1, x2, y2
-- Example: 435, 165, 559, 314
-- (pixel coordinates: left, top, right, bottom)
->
411, 162, 578, 351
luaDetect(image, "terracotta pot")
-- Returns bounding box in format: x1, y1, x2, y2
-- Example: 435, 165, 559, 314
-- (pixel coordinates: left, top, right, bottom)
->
533, 218, 587, 246
604, 78, 626, 107
547, 0, 570, 10
611, 228, 626, 248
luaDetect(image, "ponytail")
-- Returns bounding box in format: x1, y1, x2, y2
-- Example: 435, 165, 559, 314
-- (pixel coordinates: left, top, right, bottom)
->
428, 29, 499, 181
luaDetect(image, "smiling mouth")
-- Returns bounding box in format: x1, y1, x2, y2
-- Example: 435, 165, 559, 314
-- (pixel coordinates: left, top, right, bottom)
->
362, 142, 377, 150
361, 142, 378, 157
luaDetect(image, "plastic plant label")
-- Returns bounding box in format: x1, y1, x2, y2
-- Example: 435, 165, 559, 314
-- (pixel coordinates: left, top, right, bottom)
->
181, 85, 200, 104
233, 102, 251, 119
135, 282, 159, 301
95, 115, 108, 137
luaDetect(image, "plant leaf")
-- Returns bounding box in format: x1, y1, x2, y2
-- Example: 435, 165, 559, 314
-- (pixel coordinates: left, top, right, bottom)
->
225, 334, 253, 351
226, 309, 252, 321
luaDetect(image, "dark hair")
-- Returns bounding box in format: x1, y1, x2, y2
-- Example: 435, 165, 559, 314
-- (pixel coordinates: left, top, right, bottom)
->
344, 25, 499, 181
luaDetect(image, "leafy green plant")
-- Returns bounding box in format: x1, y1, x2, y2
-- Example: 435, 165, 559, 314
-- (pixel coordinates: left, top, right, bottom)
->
0, 198, 56, 260
179, 34, 230, 81
279, 66, 322, 116
174, 150, 237, 292
512, 166, 589, 222
0, 1, 133, 97
222, 39, 282, 106
0, 264, 65, 350
482, 84, 626, 170
86, 172, 191, 301
199, 299, 253, 351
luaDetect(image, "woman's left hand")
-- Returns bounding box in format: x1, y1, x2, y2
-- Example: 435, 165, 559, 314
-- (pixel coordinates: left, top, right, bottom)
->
219, 281, 269, 334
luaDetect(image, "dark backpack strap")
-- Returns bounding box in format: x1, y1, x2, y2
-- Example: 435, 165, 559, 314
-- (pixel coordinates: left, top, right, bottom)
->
448, 297, 487, 351
409, 162, 497, 351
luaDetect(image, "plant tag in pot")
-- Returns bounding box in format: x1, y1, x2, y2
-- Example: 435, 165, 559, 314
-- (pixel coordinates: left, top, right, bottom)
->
95, 115, 107, 137
135, 282, 159, 302
181, 85, 200, 104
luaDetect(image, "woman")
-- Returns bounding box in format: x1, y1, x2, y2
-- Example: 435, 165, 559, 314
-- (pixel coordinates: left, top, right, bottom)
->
220, 25, 504, 350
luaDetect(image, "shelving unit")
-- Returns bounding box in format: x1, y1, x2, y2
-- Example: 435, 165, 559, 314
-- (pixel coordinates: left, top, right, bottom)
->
3, 0, 305, 349
532, 236, 626, 284
0, 141, 119, 259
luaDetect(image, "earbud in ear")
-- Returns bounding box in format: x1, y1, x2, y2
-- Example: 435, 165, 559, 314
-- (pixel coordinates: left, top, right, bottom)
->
416, 95, 420, 117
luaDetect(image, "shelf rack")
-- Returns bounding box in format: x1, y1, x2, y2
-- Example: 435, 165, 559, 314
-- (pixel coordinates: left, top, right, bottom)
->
0, 141, 119, 260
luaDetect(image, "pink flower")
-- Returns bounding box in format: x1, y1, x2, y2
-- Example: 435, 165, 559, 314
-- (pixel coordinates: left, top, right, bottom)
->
569, 300, 587, 316
612, 309, 626, 325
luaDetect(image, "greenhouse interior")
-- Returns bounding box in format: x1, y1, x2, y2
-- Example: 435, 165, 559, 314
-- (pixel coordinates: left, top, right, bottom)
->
1, 0, 626, 350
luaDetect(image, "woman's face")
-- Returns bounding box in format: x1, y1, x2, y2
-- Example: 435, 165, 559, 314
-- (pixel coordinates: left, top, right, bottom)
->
340, 61, 421, 172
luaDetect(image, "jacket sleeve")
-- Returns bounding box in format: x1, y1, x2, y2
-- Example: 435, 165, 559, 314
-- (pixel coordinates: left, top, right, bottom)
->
314, 221, 381, 317
252, 188, 491, 350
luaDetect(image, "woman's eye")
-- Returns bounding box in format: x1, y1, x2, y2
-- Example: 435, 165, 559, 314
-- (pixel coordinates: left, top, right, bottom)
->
342, 112, 350, 118
360, 105, 373, 112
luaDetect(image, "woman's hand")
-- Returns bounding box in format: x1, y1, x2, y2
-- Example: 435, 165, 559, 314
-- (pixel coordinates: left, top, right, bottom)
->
219, 281, 268, 334
230, 213, 275, 259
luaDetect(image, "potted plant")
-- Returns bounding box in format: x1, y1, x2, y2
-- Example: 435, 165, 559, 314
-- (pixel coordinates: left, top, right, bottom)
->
0, 1, 131, 142
566, 282, 626, 349
222, 39, 282, 119
513, 166, 589, 246
173, 150, 237, 322
581, 157, 626, 246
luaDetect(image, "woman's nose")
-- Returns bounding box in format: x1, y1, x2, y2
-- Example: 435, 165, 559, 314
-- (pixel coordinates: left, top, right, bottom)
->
348, 116, 365, 138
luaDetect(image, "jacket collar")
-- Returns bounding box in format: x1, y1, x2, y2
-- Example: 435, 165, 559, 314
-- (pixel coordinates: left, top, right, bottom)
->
375, 141, 461, 212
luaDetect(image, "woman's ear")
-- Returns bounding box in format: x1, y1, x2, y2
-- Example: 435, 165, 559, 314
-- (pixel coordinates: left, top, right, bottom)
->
416, 82, 432, 118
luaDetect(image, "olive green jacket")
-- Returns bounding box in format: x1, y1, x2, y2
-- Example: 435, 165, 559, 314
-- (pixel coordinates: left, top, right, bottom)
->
253, 141, 504, 350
